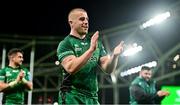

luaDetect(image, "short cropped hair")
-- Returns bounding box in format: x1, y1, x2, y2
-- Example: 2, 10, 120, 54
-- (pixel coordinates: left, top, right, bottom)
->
68, 8, 87, 21
141, 66, 151, 71
8, 48, 23, 59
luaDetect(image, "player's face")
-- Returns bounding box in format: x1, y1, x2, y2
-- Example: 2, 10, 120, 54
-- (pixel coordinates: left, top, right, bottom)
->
140, 70, 152, 81
12, 52, 24, 66
72, 11, 89, 35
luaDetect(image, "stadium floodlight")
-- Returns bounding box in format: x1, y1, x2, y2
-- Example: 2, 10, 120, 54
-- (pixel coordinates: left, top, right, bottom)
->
122, 43, 143, 56
140, 11, 171, 29
120, 61, 157, 77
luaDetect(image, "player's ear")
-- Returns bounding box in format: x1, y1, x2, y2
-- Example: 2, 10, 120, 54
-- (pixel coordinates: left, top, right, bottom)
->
69, 20, 73, 25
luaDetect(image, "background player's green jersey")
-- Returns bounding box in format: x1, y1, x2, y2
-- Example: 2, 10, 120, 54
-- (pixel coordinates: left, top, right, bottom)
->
129, 76, 157, 105
0, 66, 31, 104
57, 34, 107, 97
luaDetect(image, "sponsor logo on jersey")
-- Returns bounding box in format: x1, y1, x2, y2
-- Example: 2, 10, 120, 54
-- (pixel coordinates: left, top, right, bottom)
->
81, 42, 88, 46
75, 47, 82, 52
6, 71, 12, 77
74, 44, 82, 52
12, 70, 19, 72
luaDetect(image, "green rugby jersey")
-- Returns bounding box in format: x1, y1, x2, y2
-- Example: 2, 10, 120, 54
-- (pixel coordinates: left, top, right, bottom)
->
129, 76, 157, 105
0, 66, 31, 104
57, 34, 107, 96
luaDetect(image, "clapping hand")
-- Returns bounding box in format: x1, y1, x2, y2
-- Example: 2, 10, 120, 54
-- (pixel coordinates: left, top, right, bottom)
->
113, 41, 124, 56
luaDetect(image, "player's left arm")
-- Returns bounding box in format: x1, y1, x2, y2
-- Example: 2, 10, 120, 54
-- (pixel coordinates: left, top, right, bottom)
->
22, 70, 33, 90
100, 41, 124, 74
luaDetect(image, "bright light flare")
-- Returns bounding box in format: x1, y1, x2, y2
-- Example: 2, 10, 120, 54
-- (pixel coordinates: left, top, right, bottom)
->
140, 11, 171, 29
122, 43, 143, 56
120, 61, 157, 77
174, 54, 180, 62
55, 61, 60, 65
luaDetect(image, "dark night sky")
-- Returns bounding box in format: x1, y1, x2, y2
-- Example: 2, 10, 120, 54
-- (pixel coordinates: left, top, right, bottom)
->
0, 0, 178, 69
0, 0, 179, 37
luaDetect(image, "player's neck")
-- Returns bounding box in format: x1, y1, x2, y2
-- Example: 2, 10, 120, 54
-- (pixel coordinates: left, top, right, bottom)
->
9, 62, 19, 68
70, 31, 86, 39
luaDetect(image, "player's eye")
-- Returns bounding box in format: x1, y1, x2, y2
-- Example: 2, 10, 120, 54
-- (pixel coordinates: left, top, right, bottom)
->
79, 17, 85, 21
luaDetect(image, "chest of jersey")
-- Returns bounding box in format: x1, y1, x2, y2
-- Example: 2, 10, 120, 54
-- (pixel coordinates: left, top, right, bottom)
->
137, 80, 156, 94
72, 38, 100, 61
5, 69, 22, 83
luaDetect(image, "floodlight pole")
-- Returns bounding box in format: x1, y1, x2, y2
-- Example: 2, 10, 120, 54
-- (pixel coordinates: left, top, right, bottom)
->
28, 42, 35, 105
112, 73, 119, 104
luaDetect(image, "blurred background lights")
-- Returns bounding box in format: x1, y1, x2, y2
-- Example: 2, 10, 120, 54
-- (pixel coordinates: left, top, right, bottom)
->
55, 61, 60, 65
120, 61, 157, 77
140, 11, 171, 29
174, 54, 180, 62
122, 43, 143, 56
53, 102, 58, 105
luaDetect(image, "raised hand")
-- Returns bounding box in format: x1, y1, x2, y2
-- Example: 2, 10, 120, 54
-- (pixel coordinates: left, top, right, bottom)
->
9, 70, 25, 87
113, 41, 124, 56
157, 90, 170, 97
16, 70, 25, 82
89, 31, 99, 52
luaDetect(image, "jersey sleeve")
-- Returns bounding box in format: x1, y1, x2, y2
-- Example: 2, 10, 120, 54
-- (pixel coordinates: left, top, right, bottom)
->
0, 68, 6, 82
57, 40, 75, 63
23, 68, 31, 81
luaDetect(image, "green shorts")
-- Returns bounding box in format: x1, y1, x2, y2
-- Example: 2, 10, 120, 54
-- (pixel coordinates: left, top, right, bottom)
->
58, 90, 100, 105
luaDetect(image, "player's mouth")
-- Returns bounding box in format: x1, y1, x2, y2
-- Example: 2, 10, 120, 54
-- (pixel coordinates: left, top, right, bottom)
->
82, 25, 88, 29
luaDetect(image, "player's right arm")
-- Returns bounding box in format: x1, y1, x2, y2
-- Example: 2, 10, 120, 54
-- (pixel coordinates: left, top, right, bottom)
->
58, 31, 99, 74
0, 82, 9, 92
61, 49, 93, 74
0, 69, 24, 92
0, 69, 9, 92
